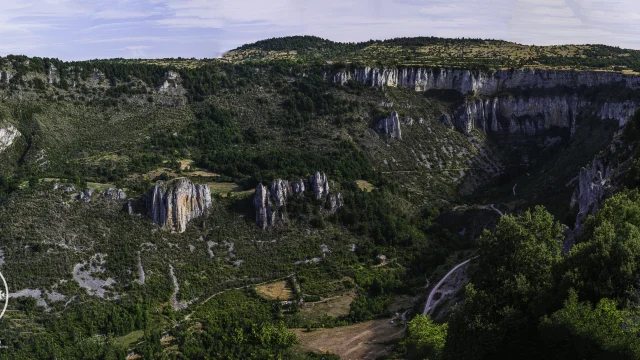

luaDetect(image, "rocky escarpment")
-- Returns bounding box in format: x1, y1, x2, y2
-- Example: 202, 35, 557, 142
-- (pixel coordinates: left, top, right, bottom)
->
254, 172, 343, 229
0, 70, 13, 84
0, 123, 20, 153
376, 111, 402, 139
332, 67, 640, 95
146, 178, 212, 233
158, 71, 185, 96
563, 126, 638, 252
446, 96, 639, 135
334, 67, 640, 138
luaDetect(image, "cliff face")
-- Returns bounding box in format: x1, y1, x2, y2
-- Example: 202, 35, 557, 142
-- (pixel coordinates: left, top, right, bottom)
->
376, 111, 402, 139
448, 96, 639, 135
332, 67, 640, 95
0, 70, 13, 85
254, 172, 342, 229
333, 67, 640, 138
0, 124, 20, 153
147, 178, 212, 233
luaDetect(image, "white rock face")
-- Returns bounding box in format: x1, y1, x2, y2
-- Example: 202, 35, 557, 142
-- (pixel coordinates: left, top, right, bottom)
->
253, 172, 342, 229
254, 184, 272, 230
309, 172, 330, 200
0, 70, 14, 84
565, 158, 613, 253
334, 67, 640, 136
0, 124, 20, 153
254, 181, 290, 230
47, 64, 59, 84
447, 96, 639, 135
147, 178, 212, 233
376, 111, 402, 139
333, 67, 640, 94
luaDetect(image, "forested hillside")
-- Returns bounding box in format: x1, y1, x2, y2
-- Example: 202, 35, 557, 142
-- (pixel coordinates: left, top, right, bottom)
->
1, 36, 640, 359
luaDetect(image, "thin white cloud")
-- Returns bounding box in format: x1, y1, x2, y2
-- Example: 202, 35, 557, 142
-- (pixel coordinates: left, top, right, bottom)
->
0, 0, 639, 59
93, 10, 159, 19
121, 45, 152, 57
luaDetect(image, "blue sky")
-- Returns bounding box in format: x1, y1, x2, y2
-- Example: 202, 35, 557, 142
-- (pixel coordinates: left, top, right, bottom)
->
1, 0, 639, 60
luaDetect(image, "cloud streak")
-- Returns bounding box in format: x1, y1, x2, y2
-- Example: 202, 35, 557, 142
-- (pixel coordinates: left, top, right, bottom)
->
0, 0, 638, 60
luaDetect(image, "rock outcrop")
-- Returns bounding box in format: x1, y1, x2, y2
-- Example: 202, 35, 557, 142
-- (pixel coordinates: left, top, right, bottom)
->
0, 70, 14, 85
147, 178, 212, 233
332, 67, 640, 95
443, 96, 639, 135
564, 158, 615, 252
376, 111, 402, 139
47, 64, 59, 84
253, 172, 343, 229
102, 188, 127, 200
328, 193, 344, 213
0, 124, 20, 153
334, 67, 640, 137
309, 172, 330, 200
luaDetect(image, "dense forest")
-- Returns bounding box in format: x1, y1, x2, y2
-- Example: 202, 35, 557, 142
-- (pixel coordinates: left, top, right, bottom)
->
2, 36, 640, 359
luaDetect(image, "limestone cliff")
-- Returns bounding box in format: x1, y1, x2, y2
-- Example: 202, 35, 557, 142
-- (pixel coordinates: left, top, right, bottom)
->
376, 111, 402, 139
147, 178, 212, 233
564, 130, 636, 252
309, 172, 330, 200
254, 172, 342, 229
0, 70, 13, 85
332, 67, 640, 95
447, 96, 639, 135
0, 124, 20, 153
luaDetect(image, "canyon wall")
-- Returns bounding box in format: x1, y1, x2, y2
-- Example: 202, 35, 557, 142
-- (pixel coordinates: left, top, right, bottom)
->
332, 67, 640, 95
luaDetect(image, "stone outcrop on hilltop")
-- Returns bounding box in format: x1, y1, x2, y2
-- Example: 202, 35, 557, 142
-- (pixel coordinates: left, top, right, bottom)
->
254, 172, 343, 229
376, 111, 402, 139
158, 71, 185, 96
332, 67, 640, 94
47, 64, 59, 84
0, 124, 20, 153
147, 178, 212, 233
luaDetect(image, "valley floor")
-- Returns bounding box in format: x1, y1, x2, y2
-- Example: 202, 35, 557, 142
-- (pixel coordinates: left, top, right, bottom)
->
294, 319, 405, 360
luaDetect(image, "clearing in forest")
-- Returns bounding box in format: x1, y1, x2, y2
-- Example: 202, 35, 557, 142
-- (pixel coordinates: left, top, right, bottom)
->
356, 180, 375, 192
300, 290, 356, 321
294, 319, 405, 360
255, 281, 294, 300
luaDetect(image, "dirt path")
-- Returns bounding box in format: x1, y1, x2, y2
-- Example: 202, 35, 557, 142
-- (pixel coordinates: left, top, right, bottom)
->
490, 204, 505, 216
423, 259, 473, 315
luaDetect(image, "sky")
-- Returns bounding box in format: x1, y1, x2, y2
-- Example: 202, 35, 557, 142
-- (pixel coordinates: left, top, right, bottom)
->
1, 0, 639, 60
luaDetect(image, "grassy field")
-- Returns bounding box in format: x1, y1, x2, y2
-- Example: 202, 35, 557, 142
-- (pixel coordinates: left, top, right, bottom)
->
300, 290, 357, 322
255, 281, 294, 300
356, 180, 376, 192
294, 319, 405, 359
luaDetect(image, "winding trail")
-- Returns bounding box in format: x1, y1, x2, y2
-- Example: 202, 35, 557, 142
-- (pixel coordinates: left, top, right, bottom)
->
490, 204, 504, 217
423, 259, 474, 315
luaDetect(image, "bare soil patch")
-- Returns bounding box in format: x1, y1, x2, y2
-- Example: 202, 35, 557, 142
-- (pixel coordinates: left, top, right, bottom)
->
255, 281, 293, 300
294, 319, 405, 360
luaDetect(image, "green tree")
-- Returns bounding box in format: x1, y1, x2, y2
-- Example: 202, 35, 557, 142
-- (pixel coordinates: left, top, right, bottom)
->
562, 190, 640, 302
403, 315, 448, 360
444, 207, 563, 359
540, 289, 640, 359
